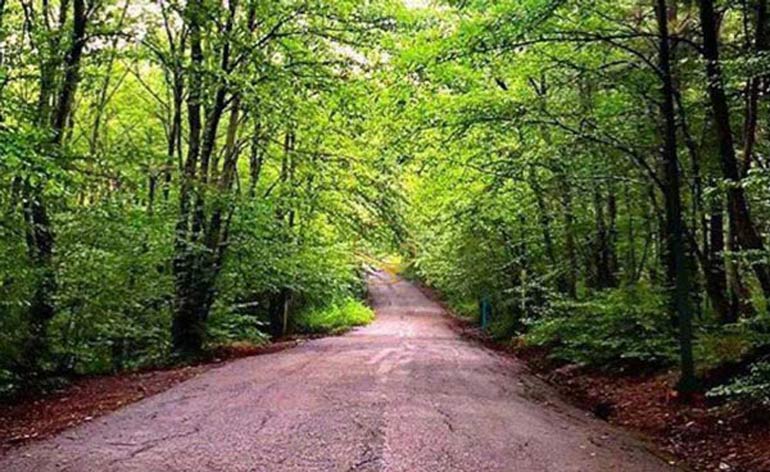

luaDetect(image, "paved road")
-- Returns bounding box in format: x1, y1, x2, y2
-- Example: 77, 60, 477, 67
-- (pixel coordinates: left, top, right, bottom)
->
1, 272, 677, 471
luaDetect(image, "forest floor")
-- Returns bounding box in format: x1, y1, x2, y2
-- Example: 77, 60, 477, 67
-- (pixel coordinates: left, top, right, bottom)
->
512, 350, 770, 472
0, 271, 675, 471
419, 286, 770, 472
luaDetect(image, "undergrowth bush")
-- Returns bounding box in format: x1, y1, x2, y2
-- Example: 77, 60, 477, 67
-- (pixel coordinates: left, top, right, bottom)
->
694, 324, 765, 373
206, 312, 270, 346
523, 286, 678, 368
709, 360, 770, 408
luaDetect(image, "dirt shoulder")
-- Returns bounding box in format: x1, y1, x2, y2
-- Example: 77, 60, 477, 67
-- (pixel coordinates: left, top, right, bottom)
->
0, 340, 302, 452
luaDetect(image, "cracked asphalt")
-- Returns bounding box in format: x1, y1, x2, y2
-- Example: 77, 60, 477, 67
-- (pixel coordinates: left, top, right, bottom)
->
0, 271, 678, 471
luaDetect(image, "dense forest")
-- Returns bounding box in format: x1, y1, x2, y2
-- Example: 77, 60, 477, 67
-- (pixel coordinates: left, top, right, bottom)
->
0, 0, 404, 393
2, 0, 770, 417
399, 0, 770, 405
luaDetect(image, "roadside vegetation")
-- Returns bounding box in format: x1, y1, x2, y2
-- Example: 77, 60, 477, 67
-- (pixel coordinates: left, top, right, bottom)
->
294, 298, 375, 335
397, 0, 770, 405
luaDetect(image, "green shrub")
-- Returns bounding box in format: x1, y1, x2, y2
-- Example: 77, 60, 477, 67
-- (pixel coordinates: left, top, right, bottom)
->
695, 328, 756, 373
294, 298, 375, 334
445, 298, 478, 320
524, 286, 678, 367
709, 360, 770, 407
207, 311, 269, 346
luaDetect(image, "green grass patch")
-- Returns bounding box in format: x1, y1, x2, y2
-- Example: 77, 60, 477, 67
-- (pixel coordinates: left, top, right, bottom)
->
294, 298, 375, 334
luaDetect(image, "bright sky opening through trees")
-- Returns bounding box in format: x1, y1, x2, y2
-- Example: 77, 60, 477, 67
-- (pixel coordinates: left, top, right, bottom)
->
2, 0, 770, 414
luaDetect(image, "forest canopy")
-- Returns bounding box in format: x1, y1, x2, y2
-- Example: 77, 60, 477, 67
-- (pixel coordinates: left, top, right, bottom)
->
2, 0, 770, 407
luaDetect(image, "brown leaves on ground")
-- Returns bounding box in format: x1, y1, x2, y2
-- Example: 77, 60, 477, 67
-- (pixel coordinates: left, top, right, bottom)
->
520, 350, 770, 472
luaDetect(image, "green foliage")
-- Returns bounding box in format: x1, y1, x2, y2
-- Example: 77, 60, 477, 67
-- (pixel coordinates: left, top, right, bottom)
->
0, 0, 404, 395
709, 361, 770, 407
523, 287, 678, 367
206, 312, 269, 346
294, 298, 375, 334
387, 0, 770, 401
48, 201, 174, 373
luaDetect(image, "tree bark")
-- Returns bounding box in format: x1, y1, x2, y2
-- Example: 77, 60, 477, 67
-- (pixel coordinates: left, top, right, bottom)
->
706, 196, 733, 322
742, 0, 768, 176
21, 0, 88, 373
0, 0, 7, 122
529, 172, 559, 285
172, 0, 206, 355
607, 187, 618, 282
593, 187, 615, 289
561, 176, 578, 298
697, 0, 770, 304
249, 120, 264, 197
172, 0, 244, 355
656, 0, 697, 393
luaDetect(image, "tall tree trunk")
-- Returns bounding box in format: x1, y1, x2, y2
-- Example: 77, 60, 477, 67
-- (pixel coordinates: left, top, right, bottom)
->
607, 186, 618, 282
52, 0, 87, 143
249, 120, 264, 197
269, 129, 296, 338
678, 80, 732, 322
657, 0, 696, 393
21, 0, 88, 373
624, 183, 637, 284
529, 172, 559, 287
726, 206, 754, 316
0, 0, 7, 123
697, 0, 770, 304
172, 0, 206, 355
164, 74, 183, 201
172, 0, 241, 355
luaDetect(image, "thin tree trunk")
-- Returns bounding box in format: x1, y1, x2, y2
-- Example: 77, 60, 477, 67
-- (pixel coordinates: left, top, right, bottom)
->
607, 186, 618, 283
249, 120, 264, 197
593, 187, 613, 289
164, 75, 183, 201
562, 176, 578, 298
530, 173, 558, 276
743, 0, 768, 176
0, 0, 7, 123
656, 0, 696, 393
707, 196, 733, 322
625, 183, 637, 284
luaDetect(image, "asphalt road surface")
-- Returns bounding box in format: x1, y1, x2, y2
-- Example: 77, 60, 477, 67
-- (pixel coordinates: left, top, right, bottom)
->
0, 271, 678, 471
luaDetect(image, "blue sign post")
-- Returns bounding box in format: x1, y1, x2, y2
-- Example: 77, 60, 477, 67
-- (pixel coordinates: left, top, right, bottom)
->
480, 295, 492, 330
